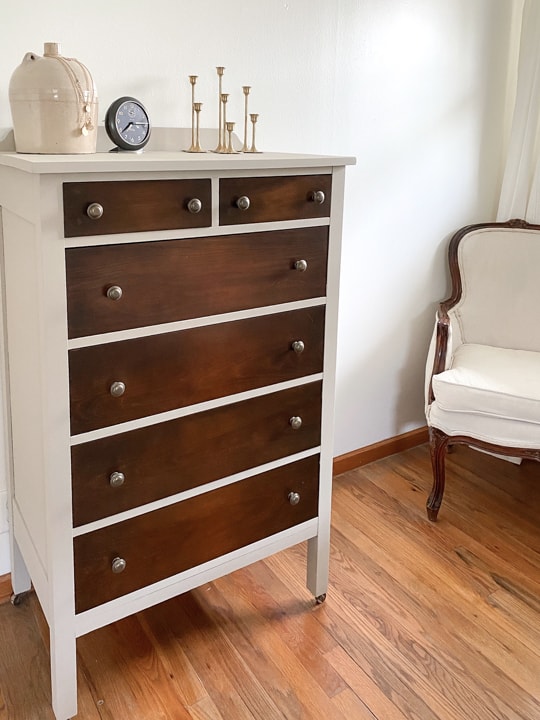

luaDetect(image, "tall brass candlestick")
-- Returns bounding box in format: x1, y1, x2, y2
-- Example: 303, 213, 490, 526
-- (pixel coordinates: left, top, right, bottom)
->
187, 75, 198, 152
242, 86, 251, 152
213, 66, 225, 152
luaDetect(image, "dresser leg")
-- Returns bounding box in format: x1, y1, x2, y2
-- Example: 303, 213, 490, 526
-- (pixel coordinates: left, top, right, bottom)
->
50, 627, 78, 720
306, 533, 329, 601
10, 537, 31, 596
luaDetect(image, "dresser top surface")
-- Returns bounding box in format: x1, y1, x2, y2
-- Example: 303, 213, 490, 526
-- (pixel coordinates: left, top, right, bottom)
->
0, 149, 355, 175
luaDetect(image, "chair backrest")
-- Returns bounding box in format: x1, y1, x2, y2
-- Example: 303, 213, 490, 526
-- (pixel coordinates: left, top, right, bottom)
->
447, 223, 540, 352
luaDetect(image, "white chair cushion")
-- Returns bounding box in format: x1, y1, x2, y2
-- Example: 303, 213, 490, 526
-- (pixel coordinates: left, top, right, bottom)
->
432, 343, 540, 424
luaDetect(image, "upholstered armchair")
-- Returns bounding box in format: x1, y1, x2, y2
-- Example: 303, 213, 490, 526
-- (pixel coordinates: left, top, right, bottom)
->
425, 219, 540, 521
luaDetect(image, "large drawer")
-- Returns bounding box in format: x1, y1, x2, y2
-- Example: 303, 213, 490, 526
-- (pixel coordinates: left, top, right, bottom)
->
219, 174, 332, 225
73, 455, 320, 613
65, 227, 328, 338
71, 381, 322, 526
63, 179, 212, 237
69, 306, 325, 435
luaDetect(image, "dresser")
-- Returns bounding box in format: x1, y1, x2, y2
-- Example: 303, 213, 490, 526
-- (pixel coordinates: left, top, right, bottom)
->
0, 142, 353, 719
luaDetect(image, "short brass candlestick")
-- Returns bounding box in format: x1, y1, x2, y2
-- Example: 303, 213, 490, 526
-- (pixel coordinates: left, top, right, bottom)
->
242, 86, 251, 152
225, 121, 239, 153
245, 113, 262, 153
186, 102, 204, 153
213, 66, 225, 152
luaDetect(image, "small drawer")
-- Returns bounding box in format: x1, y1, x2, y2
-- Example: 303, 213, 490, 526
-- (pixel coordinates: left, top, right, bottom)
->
65, 227, 328, 338
69, 306, 325, 435
63, 179, 211, 237
219, 175, 332, 225
71, 381, 322, 526
73, 455, 320, 612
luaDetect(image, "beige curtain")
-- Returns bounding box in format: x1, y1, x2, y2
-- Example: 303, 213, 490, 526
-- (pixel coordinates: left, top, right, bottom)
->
497, 0, 540, 222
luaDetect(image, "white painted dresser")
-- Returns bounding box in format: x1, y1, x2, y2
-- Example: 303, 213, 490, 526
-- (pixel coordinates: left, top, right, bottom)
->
0, 143, 353, 719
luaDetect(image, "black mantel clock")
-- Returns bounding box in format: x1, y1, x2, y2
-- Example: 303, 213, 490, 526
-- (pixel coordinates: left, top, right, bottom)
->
105, 96, 151, 151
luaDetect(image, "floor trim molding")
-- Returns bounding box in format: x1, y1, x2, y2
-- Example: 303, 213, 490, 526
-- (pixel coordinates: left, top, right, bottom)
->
0, 573, 12, 604
333, 426, 429, 476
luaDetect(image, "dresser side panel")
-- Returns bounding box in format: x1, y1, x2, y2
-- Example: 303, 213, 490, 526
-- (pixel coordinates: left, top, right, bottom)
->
0, 174, 74, 614
1, 210, 49, 572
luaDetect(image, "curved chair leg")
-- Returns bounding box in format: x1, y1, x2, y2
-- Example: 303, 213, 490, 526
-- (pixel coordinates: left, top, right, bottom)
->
427, 427, 449, 521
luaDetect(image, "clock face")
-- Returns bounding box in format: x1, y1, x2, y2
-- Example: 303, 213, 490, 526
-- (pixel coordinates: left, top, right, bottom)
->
105, 97, 151, 151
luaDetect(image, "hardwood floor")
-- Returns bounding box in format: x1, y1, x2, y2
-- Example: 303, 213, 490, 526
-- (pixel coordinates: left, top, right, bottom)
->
0, 444, 538, 719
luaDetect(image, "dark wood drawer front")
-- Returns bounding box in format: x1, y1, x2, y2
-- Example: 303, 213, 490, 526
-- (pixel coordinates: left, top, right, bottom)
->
69, 306, 325, 435
63, 179, 211, 237
219, 175, 332, 225
65, 227, 328, 338
71, 381, 322, 526
74, 455, 319, 612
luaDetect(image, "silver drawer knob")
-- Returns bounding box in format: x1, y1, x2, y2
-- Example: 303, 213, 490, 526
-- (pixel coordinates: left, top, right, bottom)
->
106, 285, 123, 301
236, 195, 251, 211
294, 259, 308, 272
289, 416, 303, 430
310, 190, 325, 205
291, 340, 305, 354
288, 492, 301, 506
86, 202, 104, 220
187, 198, 202, 214
109, 471, 125, 488
111, 557, 127, 574
110, 381, 126, 397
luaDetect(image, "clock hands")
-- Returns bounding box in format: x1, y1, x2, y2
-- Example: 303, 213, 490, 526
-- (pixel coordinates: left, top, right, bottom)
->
120, 121, 149, 133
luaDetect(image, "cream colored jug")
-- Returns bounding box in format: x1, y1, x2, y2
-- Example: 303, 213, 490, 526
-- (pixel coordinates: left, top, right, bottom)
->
9, 42, 98, 154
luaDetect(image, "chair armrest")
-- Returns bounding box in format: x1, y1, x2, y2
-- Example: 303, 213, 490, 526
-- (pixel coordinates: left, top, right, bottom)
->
427, 305, 450, 405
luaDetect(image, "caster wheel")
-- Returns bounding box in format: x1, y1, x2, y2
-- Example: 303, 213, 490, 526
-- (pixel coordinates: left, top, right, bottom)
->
10, 592, 25, 606
315, 593, 326, 605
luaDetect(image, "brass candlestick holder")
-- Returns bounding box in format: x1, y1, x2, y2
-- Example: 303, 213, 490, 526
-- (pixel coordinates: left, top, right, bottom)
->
225, 121, 239, 153
191, 103, 204, 152
185, 76, 205, 153
189, 75, 197, 147
244, 113, 262, 153
242, 86, 251, 152
214, 93, 230, 154
213, 66, 225, 152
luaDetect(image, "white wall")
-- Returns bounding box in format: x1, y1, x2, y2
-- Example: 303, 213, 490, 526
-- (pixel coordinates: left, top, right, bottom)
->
332, 0, 515, 452
0, 0, 515, 572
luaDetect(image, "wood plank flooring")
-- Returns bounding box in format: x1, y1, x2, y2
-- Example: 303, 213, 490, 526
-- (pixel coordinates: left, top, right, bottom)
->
0, 444, 538, 719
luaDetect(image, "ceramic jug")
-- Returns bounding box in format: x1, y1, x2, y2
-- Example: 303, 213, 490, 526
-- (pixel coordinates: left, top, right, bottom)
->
9, 42, 98, 154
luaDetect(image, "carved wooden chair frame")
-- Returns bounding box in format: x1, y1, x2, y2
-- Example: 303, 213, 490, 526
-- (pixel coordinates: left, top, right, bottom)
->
426, 219, 540, 521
